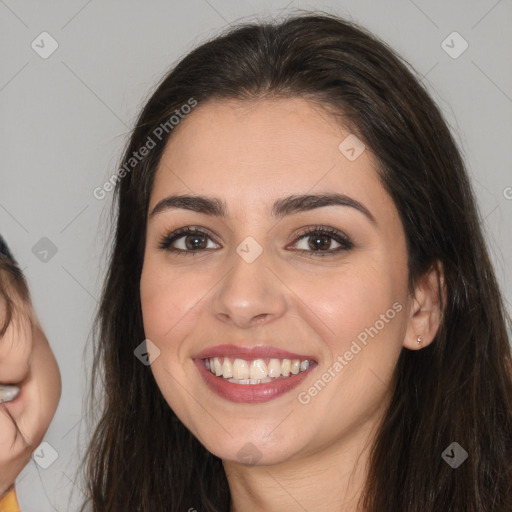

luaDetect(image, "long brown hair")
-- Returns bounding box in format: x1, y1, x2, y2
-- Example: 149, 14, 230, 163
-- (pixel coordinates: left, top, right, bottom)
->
0, 237, 29, 337
79, 11, 512, 511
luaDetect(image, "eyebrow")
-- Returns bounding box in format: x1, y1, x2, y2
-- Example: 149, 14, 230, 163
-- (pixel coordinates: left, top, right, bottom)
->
149, 193, 376, 225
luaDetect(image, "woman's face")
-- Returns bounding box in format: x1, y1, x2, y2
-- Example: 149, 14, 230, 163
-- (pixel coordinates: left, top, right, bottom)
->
140, 97, 414, 465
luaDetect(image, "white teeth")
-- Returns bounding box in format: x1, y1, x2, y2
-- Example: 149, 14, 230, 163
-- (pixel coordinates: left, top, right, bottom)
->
249, 359, 267, 379
205, 356, 313, 383
267, 358, 281, 378
233, 358, 250, 380
213, 357, 223, 376
222, 358, 233, 378
281, 359, 291, 377
0, 385, 20, 403
228, 377, 274, 384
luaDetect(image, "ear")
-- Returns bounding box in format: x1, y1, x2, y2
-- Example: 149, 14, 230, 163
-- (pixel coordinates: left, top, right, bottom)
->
403, 260, 446, 350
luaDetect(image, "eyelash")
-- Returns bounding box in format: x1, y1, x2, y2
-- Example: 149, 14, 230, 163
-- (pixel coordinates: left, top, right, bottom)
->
157, 225, 354, 258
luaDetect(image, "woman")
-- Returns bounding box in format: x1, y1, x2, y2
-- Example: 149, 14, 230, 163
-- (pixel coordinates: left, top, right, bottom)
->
79, 12, 512, 511
0, 236, 61, 511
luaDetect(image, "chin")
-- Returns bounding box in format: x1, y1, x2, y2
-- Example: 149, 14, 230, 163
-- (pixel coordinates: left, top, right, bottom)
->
200, 429, 304, 467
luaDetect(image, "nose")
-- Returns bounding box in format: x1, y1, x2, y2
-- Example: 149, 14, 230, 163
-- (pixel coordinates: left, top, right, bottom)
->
209, 243, 288, 329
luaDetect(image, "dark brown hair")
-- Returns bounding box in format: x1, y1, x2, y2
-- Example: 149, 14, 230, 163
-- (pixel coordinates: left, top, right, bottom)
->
79, 11, 512, 511
0, 237, 29, 337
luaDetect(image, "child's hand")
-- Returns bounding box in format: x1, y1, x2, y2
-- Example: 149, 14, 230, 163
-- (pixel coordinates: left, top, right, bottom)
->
0, 252, 61, 498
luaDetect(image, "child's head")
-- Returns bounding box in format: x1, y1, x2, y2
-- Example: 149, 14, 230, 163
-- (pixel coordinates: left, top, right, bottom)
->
0, 236, 61, 498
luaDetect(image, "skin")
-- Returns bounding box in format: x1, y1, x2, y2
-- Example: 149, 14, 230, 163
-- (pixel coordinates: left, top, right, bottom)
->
140, 97, 444, 511
0, 276, 61, 498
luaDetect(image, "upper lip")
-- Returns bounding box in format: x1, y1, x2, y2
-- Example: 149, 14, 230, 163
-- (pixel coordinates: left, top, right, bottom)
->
194, 344, 316, 361
0, 379, 25, 387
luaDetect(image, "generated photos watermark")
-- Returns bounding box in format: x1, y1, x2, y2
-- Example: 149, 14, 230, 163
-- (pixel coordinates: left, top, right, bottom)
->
297, 301, 403, 405
93, 97, 198, 200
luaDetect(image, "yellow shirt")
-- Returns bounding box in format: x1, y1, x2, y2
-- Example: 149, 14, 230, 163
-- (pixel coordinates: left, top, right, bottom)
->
0, 487, 21, 512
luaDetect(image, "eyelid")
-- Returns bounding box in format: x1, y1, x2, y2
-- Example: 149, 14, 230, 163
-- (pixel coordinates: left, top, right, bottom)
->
157, 226, 220, 253
291, 225, 351, 243
157, 225, 353, 256
287, 225, 353, 257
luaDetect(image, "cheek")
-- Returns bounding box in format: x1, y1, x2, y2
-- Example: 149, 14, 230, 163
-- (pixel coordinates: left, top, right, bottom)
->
27, 332, 61, 440
304, 260, 401, 350
293, 263, 406, 432
140, 257, 203, 344
0, 316, 33, 383
139, 257, 209, 433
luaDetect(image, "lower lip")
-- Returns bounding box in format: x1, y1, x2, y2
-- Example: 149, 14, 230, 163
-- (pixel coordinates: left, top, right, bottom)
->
194, 359, 316, 403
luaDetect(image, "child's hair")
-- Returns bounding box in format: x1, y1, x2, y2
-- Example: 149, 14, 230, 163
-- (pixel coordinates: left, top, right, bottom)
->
0, 236, 29, 337
80, 11, 512, 512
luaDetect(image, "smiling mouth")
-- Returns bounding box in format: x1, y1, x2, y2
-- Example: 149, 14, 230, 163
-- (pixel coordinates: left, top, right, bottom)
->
203, 356, 313, 384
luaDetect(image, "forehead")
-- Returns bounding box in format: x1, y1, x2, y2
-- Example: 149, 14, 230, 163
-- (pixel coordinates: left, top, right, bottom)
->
150, 97, 394, 220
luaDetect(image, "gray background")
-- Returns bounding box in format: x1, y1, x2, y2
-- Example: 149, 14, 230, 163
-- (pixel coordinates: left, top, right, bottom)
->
1, 0, 511, 510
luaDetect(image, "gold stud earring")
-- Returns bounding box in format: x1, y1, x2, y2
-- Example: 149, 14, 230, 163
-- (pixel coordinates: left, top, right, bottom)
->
417, 335, 423, 345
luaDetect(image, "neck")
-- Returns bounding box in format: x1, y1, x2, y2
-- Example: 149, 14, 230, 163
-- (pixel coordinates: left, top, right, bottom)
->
223, 416, 380, 512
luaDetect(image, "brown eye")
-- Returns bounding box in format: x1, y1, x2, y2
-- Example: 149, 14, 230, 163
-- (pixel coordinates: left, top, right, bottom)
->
290, 226, 353, 257
158, 227, 220, 254
183, 233, 208, 250
306, 234, 334, 251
